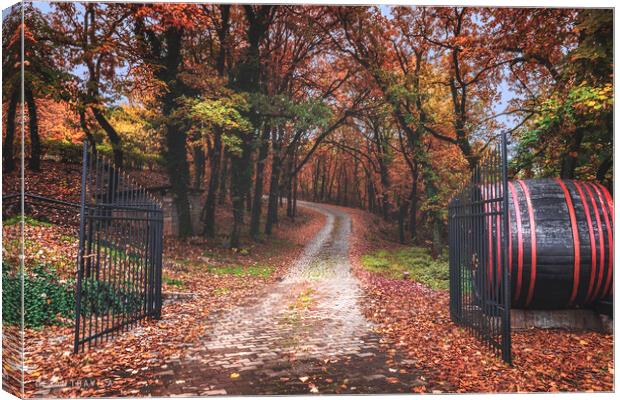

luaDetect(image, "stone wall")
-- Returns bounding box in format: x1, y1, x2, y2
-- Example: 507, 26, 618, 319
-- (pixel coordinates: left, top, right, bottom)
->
511, 309, 613, 333
160, 191, 203, 236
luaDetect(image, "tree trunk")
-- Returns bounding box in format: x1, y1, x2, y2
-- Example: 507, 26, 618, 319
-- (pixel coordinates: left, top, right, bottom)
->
91, 107, 123, 167
159, 27, 192, 237
193, 143, 205, 189
250, 126, 271, 238
265, 128, 282, 235
409, 183, 418, 242
312, 157, 321, 201
398, 197, 407, 244
596, 155, 612, 184
219, 151, 228, 204
3, 85, 19, 172
24, 85, 41, 171
409, 163, 419, 241
286, 176, 294, 218
378, 155, 390, 220
367, 176, 376, 212
229, 140, 253, 248
78, 109, 96, 146
320, 159, 327, 201
292, 166, 298, 220
560, 127, 585, 179
202, 131, 222, 237
229, 5, 272, 247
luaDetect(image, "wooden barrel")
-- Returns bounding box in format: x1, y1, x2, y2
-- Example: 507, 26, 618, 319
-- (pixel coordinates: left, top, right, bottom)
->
504, 179, 614, 309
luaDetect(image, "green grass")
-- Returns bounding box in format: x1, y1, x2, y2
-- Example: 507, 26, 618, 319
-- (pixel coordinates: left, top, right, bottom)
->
59, 235, 77, 243
164, 277, 184, 288
208, 264, 273, 278
99, 245, 142, 263
3, 215, 53, 227
361, 246, 449, 290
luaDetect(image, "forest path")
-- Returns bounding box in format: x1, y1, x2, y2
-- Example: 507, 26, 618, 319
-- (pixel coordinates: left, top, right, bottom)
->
147, 202, 425, 395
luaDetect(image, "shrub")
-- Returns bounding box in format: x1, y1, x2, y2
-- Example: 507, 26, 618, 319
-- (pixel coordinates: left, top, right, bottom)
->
2, 264, 74, 328
78, 277, 143, 317
2, 263, 145, 328
42, 139, 163, 169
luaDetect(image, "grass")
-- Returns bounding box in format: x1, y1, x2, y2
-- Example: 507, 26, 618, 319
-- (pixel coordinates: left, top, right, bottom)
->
164, 276, 184, 288
207, 264, 273, 278
361, 246, 449, 290
99, 245, 142, 263
3, 215, 53, 227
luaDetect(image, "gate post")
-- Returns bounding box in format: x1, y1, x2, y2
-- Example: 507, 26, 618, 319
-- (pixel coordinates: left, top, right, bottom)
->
500, 131, 512, 364
73, 140, 90, 353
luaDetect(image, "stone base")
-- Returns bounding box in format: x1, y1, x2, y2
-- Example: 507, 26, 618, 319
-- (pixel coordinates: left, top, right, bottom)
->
511, 309, 613, 333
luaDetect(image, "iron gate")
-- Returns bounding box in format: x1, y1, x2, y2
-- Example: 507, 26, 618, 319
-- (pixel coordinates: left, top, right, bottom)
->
448, 132, 511, 363
74, 140, 164, 352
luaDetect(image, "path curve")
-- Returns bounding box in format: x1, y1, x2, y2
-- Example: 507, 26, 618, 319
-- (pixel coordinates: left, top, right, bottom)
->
149, 202, 423, 395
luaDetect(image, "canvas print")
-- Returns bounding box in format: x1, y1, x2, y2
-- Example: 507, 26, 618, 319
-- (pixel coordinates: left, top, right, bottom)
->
1, 1, 614, 397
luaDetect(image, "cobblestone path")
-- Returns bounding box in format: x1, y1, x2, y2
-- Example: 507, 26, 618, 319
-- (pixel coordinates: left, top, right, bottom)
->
147, 203, 426, 395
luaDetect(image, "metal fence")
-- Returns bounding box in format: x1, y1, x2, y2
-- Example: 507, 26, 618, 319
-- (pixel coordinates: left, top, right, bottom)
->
74, 141, 164, 352
448, 133, 511, 363
2, 193, 81, 226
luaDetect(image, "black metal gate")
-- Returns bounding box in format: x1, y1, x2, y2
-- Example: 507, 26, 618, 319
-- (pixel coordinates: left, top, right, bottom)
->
448, 132, 511, 363
74, 141, 164, 352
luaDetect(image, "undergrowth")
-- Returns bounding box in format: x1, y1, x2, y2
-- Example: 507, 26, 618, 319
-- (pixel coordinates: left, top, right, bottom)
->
361, 246, 449, 290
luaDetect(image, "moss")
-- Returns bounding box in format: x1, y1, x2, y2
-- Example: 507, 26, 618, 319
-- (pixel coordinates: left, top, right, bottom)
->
208, 264, 273, 278
361, 246, 449, 290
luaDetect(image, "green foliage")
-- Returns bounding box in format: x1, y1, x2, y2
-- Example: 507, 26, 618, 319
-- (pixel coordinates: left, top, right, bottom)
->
208, 264, 273, 278
187, 94, 252, 156
2, 262, 144, 328
164, 276, 184, 288
2, 264, 74, 328
3, 215, 53, 227
511, 9, 612, 182
78, 277, 143, 317
107, 105, 161, 157
361, 247, 449, 290
42, 139, 163, 167
190, 94, 253, 133
512, 82, 613, 176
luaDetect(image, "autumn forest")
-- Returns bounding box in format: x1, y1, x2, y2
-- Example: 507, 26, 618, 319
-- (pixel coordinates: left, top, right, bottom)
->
1, 2, 614, 397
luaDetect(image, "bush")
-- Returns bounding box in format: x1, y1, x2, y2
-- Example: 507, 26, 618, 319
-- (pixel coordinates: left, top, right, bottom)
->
361, 246, 450, 290
42, 139, 163, 169
43, 140, 83, 163
79, 277, 143, 317
2, 264, 74, 328
2, 263, 145, 328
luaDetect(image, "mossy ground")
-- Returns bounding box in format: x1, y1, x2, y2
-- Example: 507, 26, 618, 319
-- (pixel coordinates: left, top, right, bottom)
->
361, 247, 449, 290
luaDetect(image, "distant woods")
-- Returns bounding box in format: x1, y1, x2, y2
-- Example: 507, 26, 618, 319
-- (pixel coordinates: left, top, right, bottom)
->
2, 4, 612, 250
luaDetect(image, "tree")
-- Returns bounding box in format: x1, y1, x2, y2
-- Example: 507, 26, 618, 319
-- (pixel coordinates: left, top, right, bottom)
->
3, 3, 66, 171
508, 9, 612, 188
131, 3, 206, 237
49, 2, 132, 166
